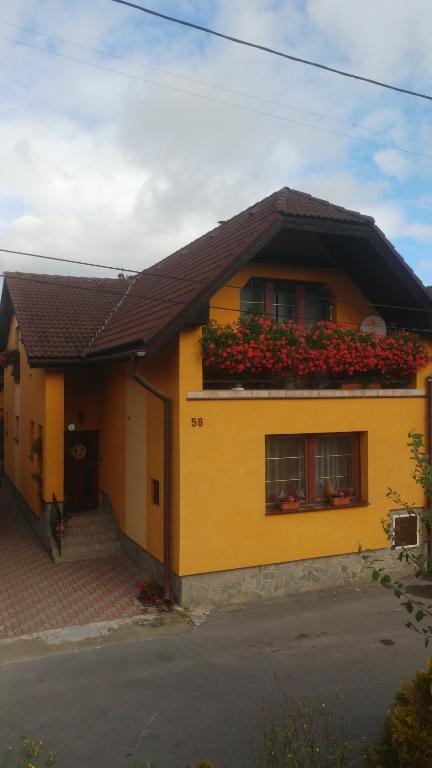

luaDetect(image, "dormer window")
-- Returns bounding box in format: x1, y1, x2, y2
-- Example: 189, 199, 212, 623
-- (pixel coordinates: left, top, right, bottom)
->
240, 278, 333, 326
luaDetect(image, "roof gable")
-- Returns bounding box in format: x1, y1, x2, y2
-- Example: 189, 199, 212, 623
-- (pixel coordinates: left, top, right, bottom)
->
88, 187, 375, 356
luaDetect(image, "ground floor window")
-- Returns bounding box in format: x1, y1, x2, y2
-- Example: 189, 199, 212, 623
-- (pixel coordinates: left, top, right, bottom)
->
265, 432, 361, 512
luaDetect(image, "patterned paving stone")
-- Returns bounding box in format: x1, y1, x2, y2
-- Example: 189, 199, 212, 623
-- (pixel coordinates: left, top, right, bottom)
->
0, 484, 144, 639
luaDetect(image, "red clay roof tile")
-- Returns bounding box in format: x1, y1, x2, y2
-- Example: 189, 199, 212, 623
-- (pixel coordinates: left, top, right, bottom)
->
3, 273, 129, 360
88, 186, 373, 355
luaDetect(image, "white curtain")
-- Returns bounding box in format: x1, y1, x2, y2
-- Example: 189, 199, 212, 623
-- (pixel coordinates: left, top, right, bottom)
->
265, 436, 305, 504
315, 435, 354, 500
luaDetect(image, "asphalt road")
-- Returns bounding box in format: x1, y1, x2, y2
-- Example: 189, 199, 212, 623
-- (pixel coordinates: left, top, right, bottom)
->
0, 585, 429, 767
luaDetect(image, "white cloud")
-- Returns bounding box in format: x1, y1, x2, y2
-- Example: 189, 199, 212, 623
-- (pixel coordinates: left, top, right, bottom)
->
0, 0, 430, 283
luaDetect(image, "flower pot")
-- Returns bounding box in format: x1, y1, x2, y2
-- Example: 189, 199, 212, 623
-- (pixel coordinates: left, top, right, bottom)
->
331, 497, 351, 506
279, 500, 300, 512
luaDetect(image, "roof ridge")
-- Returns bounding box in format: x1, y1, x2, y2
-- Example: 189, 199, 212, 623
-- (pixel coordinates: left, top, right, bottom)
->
277, 186, 375, 223
83, 275, 138, 356
141, 186, 373, 278
4, 271, 119, 282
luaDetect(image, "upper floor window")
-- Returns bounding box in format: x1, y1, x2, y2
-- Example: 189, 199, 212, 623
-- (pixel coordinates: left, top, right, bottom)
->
240, 278, 333, 326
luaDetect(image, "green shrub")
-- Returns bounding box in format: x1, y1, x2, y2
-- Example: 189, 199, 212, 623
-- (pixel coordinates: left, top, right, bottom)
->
365, 658, 432, 767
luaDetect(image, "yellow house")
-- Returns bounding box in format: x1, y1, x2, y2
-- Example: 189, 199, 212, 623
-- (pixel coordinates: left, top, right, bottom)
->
1, 187, 432, 607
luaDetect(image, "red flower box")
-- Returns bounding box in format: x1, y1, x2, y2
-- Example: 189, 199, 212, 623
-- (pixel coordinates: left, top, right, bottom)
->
201, 318, 429, 384
331, 496, 351, 506
279, 500, 300, 512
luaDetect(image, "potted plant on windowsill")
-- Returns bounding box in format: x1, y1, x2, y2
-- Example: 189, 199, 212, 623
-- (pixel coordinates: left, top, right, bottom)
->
330, 489, 351, 506
279, 493, 301, 512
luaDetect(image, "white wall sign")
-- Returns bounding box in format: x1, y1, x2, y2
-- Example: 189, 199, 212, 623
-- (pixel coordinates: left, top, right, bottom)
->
360, 315, 387, 336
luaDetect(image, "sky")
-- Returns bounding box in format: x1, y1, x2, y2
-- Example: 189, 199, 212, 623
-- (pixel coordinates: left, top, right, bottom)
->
0, 0, 431, 284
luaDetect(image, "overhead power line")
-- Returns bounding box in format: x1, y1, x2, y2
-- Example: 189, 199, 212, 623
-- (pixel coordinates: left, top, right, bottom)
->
0, 247, 138, 274
1, 251, 432, 319
1, 33, 431, 162
0, 20, 430, 151
1, 269, 432, 342
111, 0, 432, 102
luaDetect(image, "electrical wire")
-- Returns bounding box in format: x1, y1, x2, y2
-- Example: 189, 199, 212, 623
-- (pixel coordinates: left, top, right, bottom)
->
1, 269, 432, 326
0, 19, 430, 150
0, 247, 138, 274
111, 0, 432, 102
1, 32, 431, 162
2, 246, 432, 314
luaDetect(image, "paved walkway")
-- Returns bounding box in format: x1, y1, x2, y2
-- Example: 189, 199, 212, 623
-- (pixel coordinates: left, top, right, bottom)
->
0, 483, 144, 639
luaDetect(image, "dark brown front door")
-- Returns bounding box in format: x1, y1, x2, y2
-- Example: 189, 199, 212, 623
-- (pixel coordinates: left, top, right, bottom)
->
64, 430, 98, 511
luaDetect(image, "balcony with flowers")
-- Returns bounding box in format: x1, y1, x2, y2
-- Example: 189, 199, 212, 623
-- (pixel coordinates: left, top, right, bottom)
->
200, 316, 429, 392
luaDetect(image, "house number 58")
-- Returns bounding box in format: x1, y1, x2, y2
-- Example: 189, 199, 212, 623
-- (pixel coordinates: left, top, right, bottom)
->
191, 418, 204, 427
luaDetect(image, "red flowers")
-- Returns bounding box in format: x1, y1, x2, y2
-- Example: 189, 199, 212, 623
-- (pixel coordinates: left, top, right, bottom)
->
201, 317, 429, 381
137, 581, 163, 605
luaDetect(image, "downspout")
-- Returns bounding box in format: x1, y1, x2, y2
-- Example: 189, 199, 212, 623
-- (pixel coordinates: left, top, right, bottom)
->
132, 354, 173, 608
426, 376, 432, 574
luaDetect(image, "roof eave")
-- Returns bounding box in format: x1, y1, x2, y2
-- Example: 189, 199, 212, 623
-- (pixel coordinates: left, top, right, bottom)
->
29, 347, 144, 368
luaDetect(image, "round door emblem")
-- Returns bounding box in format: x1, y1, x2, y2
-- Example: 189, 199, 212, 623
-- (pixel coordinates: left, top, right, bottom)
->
71, 443, 87, 460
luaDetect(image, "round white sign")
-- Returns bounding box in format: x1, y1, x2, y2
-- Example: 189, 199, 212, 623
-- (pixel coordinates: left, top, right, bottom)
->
360, 315, 387, 336
67, 423, 76, 432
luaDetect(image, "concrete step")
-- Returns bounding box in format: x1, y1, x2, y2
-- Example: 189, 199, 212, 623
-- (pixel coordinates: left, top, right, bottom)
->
52, 542, 123, 564
66, 511, 113, 527
52, 508, 123, 563
66, 526, 117, 540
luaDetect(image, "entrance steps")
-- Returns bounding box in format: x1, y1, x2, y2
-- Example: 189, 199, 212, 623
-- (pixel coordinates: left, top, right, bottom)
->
51, 510, 123, 564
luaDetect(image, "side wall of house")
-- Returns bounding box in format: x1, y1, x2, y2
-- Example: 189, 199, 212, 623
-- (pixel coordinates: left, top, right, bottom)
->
3, 314, 46, 515
176, 264, 430, 578
97, 341, 180, 573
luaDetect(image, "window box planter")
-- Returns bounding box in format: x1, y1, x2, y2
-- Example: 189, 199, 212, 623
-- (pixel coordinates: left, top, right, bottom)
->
330, 496, 351, 506
201, 318, 429, 390
279, 499, 300, 512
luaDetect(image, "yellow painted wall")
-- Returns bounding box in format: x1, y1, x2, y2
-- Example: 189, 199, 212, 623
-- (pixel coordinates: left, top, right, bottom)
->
177, 394, 428, 575
43, 371, 64, 502
210, 264, 378, 327
97, 345, 180, 572
3, 315, 46, 514
175, 263, 432, 576
99, 363, 127, 528
139, 338, 180, 572
125, 375, 147, 547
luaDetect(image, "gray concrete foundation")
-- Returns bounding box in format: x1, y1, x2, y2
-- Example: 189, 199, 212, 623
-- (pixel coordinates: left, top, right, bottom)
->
2, 473, 53, 554
178, 549, 411, 608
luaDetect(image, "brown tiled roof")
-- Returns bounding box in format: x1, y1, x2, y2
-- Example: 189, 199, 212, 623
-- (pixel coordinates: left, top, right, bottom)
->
88, 187, 374, 355
2, 273, 129, 360
3, 186, 429, 362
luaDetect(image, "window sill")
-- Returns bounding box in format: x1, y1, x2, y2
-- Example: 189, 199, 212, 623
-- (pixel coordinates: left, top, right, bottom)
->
188, 389, 424, 400
266, 500, 369, 516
